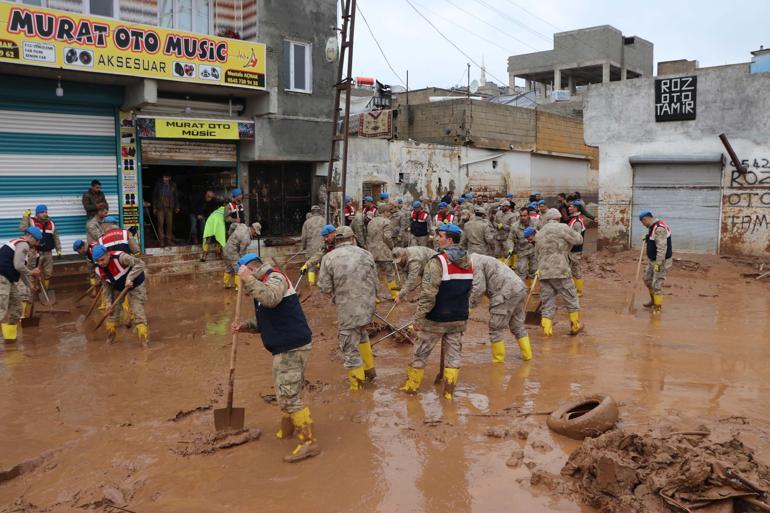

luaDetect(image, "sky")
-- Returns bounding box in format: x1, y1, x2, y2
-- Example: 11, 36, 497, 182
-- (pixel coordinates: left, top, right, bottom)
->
348, 0, 769, 90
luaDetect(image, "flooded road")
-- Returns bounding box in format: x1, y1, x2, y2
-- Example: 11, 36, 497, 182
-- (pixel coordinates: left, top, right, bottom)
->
1, 250, 769, 512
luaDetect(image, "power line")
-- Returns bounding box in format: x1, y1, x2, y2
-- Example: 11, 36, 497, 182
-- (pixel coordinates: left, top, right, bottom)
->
443, 0, 541, 52
404, 0, 509, 86
501, 0, 562, 31
471, 0, 552, 42
357, 3, 407, 86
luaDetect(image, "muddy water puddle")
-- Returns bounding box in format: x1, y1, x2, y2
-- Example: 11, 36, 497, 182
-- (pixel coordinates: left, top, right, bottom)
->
1, 252, 769, 512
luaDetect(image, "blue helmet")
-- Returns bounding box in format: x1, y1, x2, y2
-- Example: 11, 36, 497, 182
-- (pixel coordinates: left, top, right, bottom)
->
380, 192, 390, 200
639, 210, 653, 220
465, 193, 473, 199
35, 204, 48, 215
537, 200, 546, 205
505, 193, 513, 198
437, 223, 462, 235
438, 201, 448, 208
103, 215, 118, 224
92, 244, 108, 260
364, 195, 374, 202
523, 227, 537, 238
237, 253, 261, 268
412, 201, 421, 209
72, 239, 85, 252
395, 198, 403, 204
532, 191, 542, 196
458, 198, 465, 204
25, 226, 43, 240
321, 224, 336, 236
344, 195, 352, 202
232, 188, 242, 197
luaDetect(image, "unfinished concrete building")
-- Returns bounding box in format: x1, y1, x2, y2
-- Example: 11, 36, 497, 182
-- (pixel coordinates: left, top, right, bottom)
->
508, 25, 653, 98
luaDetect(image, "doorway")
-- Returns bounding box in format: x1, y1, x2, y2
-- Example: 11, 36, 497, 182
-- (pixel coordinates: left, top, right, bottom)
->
248, 162, 313, 236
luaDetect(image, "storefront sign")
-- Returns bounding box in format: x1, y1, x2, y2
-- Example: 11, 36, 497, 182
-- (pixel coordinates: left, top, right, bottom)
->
137, 117, 254, 140
118, 111, 141, 243
0, 2, 266, 90
655, 76, 697, 122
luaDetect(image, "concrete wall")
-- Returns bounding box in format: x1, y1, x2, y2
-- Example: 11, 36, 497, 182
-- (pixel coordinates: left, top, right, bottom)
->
584, 64, 770, 257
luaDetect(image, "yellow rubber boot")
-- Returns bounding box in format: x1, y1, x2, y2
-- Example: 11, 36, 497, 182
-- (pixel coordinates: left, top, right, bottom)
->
387, 280, 399, 300
359, 341, 376, 382
541, 317, 553, 336
105, 320, 117, 344
2, 323, 18, 342
442, 368, 460, 400
347, 367, 365, 391
223, 272, 232, 289
43, 279, 50, 289
569, 311, 582, 335
284, 407, 321, 463
99, 291, 108, 310
511, 255, 518, 268
400, 366, 424, 394
574, 278, 584, 297
136, 323, 149, 348
490, 340, 505, 363
21, 302, 31, 319
653, 294, 663, 314
276, 413, 294, 440
234, 274, 241, 291
643, 288, 655, 308
517, 336, 532, 361
89, 276, 97, 287
308, 271, 316, 286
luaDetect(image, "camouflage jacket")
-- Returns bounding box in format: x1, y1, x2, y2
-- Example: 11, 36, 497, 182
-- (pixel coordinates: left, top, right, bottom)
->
534, 221, 583, 280
350, 212, 367, 248
469, 253, 526, 308
390, 209, 407, 243
492, 210, 516, 241
300, 213, 325, 253
415, 245, 470, 333
396, 246, 436, 300
86, 215, 105, 244
460, 218, 495, 256
365, 216, 393, 261
511, 220, 536, 256
224, 223, 251, 258
318, 242, 377, 329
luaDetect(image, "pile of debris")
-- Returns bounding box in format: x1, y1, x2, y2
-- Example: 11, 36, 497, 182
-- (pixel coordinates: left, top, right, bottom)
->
561, 426, 770, 513
173, 428, 261, 456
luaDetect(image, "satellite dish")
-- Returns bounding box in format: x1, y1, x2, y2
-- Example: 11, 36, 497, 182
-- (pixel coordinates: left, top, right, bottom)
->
470, 80, 479, 93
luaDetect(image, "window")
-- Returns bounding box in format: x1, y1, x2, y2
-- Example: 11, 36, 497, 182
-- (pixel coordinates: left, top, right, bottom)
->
16, 0, 118, 18
159, 0, 211, 34
283, 40, 313, 93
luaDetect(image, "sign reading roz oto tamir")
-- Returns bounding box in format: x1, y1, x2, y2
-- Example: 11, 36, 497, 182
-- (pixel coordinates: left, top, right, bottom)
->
0, 1, 266, 90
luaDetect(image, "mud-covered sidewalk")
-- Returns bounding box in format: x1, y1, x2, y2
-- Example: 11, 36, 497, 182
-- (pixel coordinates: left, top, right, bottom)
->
1, 250, 769, 513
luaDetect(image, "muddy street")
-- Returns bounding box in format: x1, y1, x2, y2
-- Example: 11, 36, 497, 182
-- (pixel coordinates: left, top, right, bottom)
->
1, 250, 769, 513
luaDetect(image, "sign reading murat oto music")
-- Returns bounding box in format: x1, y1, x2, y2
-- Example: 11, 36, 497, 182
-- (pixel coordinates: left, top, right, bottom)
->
0, 1, 266, 90
155, 118, 239, 139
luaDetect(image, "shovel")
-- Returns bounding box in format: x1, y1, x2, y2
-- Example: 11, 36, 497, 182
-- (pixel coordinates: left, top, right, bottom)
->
38, 279, 56, 307
20, 300, 39, 328
75, 284, 96, 304
94, 287, 130, 330
77, 285, 103, 327
214, 286, 246, 431
523, 274, 542, 325
625, 244, 647, 314
434, 339, 445, 385
373, 312, 415, 344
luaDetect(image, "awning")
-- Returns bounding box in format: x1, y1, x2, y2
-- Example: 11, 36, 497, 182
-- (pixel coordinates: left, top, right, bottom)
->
629, 153, 724, 166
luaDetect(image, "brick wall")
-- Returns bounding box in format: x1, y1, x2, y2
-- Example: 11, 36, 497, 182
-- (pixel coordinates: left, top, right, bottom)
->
536, 111, 598, 169
468, 101, 535, 151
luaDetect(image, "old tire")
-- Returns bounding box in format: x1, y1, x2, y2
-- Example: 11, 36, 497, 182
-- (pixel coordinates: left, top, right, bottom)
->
546, 394, 618, 440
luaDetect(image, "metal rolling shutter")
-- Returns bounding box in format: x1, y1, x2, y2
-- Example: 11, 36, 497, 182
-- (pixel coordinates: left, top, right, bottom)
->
0, 103, 118, 256
630, 162, 722, 254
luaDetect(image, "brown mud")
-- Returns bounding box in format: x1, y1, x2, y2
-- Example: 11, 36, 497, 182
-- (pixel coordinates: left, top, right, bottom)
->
1, 250, 770, 512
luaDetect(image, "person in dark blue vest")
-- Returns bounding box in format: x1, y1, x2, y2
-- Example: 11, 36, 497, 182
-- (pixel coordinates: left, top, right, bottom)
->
401, 223, 473, 400
639, 211, 673, 314
0, 227, 42, 342
232, 253, 319, 463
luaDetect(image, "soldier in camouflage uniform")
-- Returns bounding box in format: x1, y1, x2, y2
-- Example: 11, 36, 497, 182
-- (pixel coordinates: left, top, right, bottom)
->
535, 208, 584, 337
460, 207, 495, 256
301, 224, 336, 286
400, 224, 473, 400
300, 205, 326, 263
392, 245, 435, 303
223, 221, 261, 290
390, 199, 408, 248
1, 228, 42, 343
233, 253, 319, 463
318, 226, 378, 389
639, 211, 673, 314
469, 253, 532, 363
350, 200, 367, 248
567, 201, 586, 297
511, 207, 538, 288
492, 201, 515, 260
366, 203, 398, 299
86, 203, 109, 244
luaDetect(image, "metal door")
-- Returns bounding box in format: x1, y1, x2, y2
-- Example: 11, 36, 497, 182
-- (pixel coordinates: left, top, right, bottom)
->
249, 162, 312, 236
631, 163, 722, 254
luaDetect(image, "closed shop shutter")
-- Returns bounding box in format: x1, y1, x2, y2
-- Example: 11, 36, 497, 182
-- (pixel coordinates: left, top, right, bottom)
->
631, 163, 722, 254
0, 102, 118, 255
530, 155, 590, 198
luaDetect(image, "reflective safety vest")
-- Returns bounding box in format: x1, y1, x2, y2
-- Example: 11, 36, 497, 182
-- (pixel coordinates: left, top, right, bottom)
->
426, 251, 473, 323
344, 205, 355, 226
30, 217, 56, 252
99, 228, 131, 253
568, 214, 586, 253
85, 241, 97, 264
434, 212, 455, 227
647, 220, 673, 261
95, 251, 144, 291
410, 210, 429, 237
364, 206, 377, 221
254, 268, 312, 355
0, 238, 27, 283
227, 201, 244, 220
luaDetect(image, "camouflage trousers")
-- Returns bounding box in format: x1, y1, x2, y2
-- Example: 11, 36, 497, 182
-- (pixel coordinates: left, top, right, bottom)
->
496, 239, 512, 259
376, 260, 396, 283
222, 247, 241, 274
272, 343, 312, 414
0, 276, 22, 324
106, 283, 148, 325
412, 330, 463, 369
540, 277, 580, 319
409, 235, 430, 248
569, 252, 583, 279
516, 252, 537, 279
489, 292, 528, 342
338, 326, 370, 369
28, 250, 54, 281
643, 259, 671, 295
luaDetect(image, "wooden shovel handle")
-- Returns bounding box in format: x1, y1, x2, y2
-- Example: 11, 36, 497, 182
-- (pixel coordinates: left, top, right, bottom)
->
75, 284, 96, 303
226, 286, 244, 410
83, 284, 103, 321
95, 287, 130, 330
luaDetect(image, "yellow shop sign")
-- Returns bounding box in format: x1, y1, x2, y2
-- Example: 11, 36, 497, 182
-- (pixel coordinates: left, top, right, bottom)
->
155, 118, 240, 139
0, 1, 266, 90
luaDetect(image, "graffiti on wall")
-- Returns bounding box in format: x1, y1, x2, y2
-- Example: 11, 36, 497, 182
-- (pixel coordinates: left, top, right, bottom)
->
723, 156, 770, 239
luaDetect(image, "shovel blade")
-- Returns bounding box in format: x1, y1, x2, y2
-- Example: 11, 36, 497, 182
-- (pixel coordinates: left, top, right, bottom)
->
524, 311, 541, 326
213, 407, 245, 431
21, 317, 40, 328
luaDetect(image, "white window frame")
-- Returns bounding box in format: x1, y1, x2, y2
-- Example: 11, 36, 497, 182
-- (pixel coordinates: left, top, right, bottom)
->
83, 0, 120, 19
285, 39, 313, 94
158, 0, 213, 35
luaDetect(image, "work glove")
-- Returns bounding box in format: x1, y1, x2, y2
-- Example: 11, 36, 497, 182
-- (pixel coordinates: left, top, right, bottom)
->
641, 234, 649, 242
300, 263, 308, 274
497, 223, 504, 230
24, 209, 31, 217
56, 249, 62, 258
654, 264, 661, 273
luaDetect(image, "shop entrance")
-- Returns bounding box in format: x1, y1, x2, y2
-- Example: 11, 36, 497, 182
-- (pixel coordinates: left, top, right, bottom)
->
249, 162, 313, 236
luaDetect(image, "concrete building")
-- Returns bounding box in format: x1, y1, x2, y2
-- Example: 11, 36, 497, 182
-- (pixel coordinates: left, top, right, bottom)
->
0, 0, 335, 252
584, 57, 770, 258
508, 25, 653, 99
